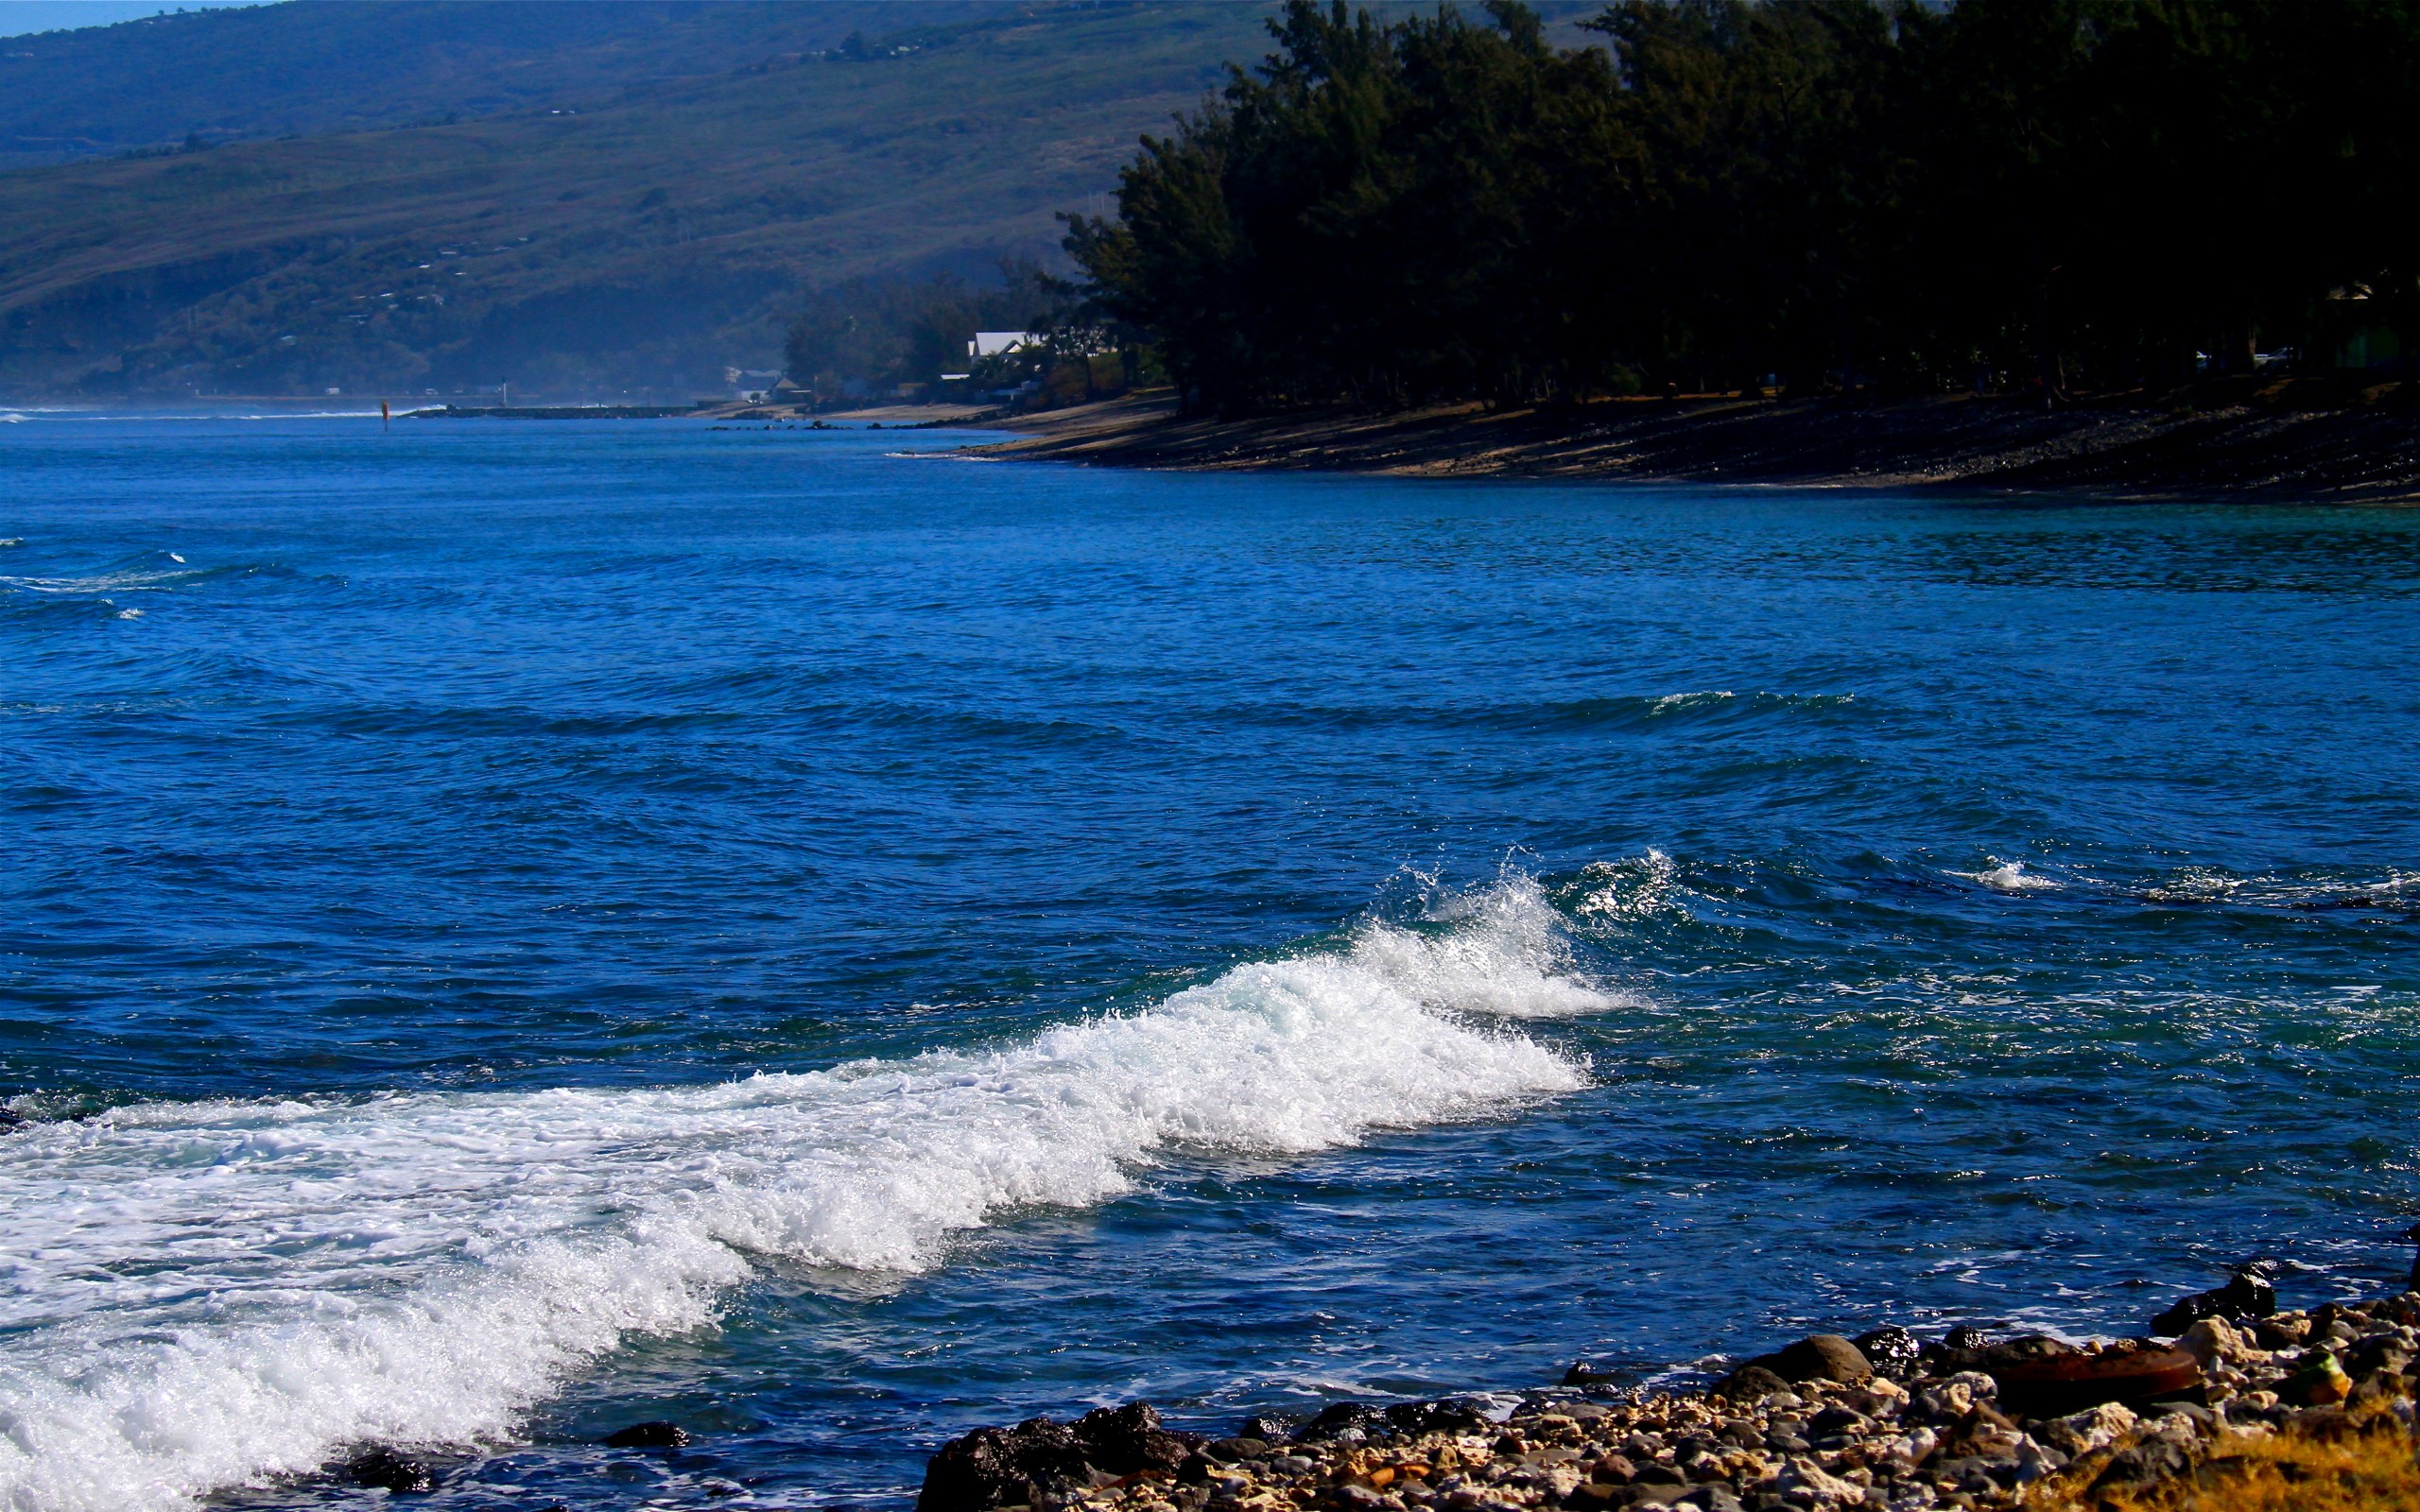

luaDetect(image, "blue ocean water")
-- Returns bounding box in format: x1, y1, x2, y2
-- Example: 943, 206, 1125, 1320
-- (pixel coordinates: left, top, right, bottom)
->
1, 411, 2415, 1512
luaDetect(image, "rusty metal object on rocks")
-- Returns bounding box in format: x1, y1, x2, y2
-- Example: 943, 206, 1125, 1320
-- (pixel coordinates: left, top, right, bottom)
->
1991, 1346, 2203, 1418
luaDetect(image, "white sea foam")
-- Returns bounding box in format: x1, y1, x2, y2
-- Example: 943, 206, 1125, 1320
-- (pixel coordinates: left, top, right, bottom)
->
2141, 867, 2245, 904
1951, 858, 2062, 893
0, 568, 201, 596
0, 883, 1604, 1512
1575, 850, 1682, 922
1645, 689, 1735, 713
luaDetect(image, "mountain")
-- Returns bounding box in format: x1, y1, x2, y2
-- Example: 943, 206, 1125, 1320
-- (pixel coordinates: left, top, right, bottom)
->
0, 1, 1273, 400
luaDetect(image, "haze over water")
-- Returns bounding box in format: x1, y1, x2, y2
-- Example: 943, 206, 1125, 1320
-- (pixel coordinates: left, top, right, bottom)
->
2, 414, 2415, 1512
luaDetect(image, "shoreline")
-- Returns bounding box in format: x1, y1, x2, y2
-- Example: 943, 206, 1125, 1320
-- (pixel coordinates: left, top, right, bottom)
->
959, 390, 2420, 504
916, 1281, 2420, 1512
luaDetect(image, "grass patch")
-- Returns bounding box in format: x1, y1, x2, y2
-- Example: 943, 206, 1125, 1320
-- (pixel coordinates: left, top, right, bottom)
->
2032, 1409, 2420, 1512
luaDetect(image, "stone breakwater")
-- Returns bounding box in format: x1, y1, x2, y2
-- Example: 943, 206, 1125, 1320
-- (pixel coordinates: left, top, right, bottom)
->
916, 1285, 2420, 1512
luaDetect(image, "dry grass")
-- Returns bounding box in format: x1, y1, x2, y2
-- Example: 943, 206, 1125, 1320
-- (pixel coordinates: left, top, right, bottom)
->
2031, 1411, 2420, 1512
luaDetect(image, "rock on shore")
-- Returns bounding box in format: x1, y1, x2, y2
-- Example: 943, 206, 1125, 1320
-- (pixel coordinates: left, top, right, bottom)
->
919, 1292, 2420, 1512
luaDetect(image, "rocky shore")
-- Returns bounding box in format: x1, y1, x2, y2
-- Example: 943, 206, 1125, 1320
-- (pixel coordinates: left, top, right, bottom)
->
963, 387, 2420, 503
916, 1264, 2420, 1512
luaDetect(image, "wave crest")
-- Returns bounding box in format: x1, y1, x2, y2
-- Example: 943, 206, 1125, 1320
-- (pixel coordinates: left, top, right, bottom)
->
0, 881, 1600, 1512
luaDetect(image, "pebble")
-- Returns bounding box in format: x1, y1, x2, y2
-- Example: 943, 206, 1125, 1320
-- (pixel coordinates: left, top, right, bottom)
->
919, 1286, 2420, 1512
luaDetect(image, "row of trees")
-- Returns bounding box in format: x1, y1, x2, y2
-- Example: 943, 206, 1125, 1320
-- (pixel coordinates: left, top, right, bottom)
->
782, 262, 1067, 401
782, 259, 1151, 406
1063, 0, 2420, 412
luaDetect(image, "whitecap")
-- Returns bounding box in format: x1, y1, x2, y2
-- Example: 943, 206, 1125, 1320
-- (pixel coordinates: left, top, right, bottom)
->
0, 880, 1602, 1512
1950, 859, 2062, 893
1645, 690, 1736, 713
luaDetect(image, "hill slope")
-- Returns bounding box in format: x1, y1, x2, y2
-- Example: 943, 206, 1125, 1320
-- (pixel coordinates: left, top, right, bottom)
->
0, 1, 1006, 167
0, 1, 1272, 400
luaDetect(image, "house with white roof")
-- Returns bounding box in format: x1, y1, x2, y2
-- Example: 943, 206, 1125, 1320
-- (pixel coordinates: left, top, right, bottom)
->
969, 332, 1042, 358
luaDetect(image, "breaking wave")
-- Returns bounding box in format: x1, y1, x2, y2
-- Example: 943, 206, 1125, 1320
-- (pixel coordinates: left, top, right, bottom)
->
0, 881, 1605, 1512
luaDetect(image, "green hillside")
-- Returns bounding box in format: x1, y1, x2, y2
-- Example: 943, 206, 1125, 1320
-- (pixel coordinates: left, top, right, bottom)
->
0, 1, 1010, 167
0, 1, 1274, 400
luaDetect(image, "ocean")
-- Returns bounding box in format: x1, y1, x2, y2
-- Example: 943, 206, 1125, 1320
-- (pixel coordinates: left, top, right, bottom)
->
1, 412, 2414, 1512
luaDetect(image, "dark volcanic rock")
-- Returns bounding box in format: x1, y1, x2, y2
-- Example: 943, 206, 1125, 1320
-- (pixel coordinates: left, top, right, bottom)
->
1852, 1325, 1922, 1380
1384, 1400, 1490, 1436
2151, 1261, 2279, 1335
1709, 1365, 1791, 1402
1236, 1414, 1296, 1443
1296, 1402, 1387, 1442
343, 1448, 435, 1495
1767, 1334, 1874, 1385
919, 1418, 1098, 1512
1924, 1324, 1992, 1373
921, 1403, 1201, 1512
604, 1421, 690, 1449
1074, 1403, 1201, 1473
1808, 1405, 1873, 1440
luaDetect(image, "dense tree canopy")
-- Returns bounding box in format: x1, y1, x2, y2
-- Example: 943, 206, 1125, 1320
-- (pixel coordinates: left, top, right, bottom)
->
1064, 0, 2420, 412
783, 262, 1073, 399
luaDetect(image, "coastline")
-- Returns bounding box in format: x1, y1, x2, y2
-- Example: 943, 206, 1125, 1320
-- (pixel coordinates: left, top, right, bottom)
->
915, 1284, 2420, 1512
959, 390, 2420, 503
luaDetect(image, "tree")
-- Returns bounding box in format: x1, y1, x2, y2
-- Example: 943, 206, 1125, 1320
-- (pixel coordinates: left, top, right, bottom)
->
1064, 0, 2420, 411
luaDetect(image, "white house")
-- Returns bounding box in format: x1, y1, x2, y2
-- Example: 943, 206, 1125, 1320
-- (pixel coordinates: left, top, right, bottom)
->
725, 366, 783, 400
969, 332, 1042, 358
